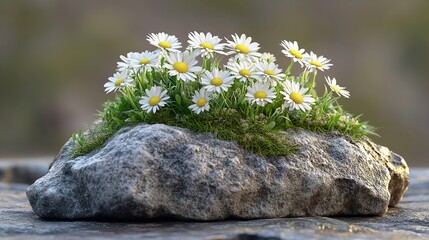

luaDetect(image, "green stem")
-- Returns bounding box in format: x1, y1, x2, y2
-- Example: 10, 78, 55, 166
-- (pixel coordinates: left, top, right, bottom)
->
221, 91, 230, 108
300, 69, 307, 85
137, 70, 145, 93
311, 70, 317, 89
285, 60, 294, 77
126, 88, 139, 110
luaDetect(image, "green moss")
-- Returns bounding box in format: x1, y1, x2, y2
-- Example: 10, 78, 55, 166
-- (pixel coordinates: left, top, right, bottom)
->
71, 90, 375, 158
71, 107, 296, 157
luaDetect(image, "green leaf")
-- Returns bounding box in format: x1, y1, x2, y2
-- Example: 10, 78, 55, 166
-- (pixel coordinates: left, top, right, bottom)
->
175, 94, 182, 106
268, 121, 276, 130
311, 89, 318, 99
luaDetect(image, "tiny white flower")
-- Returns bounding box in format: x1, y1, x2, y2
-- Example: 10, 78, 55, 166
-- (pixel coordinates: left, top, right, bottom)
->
201, 69, 234, 93
225, 33, 261, 59
339, 115, 359, 126
147, 32, 181, 53
280, 40, 306, 67
187, 31, 226, 58
189, 88, 211, 114
104, 71, 133, 94
226, 60, 260, 82
226, 54, 255, 66
255, 60, 285, 82
245, 82, 275, 106
117, 52, 137, 72
281, 81, 315, 111
303, 51, 333, 72
325, 77, 350, 98
129, 50, 160, 71
139, 86, 170, 113
164, 51, 202, 82
260, 52, 276, 63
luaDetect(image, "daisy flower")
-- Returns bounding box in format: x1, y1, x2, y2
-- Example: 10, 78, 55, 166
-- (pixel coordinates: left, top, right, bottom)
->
139, 86, 170, 113
189, 88, 211, 114
201, 69, 234, 93
260, 52, 276, 63
164, 51, 202, 82
225, 33, 261, 59
245, 82, 275, 106
147, 32, 181, 53
303, 51, 333, 72
187, 31, 226, 58
117, 52, 137, 72
226, 60, 260, 82
255, 60, 285, 82
281, 81, 315, 111
325, 77, 350, 98
280, 40, 306, 67
129, 50, 160, 71
104, 71, 133, 93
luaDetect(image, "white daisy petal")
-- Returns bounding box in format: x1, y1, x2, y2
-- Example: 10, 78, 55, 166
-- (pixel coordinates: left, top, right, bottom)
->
303, 51, 333, 72
117, 52, 139, 72
260, 52, 276, 63
245, 82, 275, 106
201, 69, 234, 93
188, 88, 211, 114
104, 70, 134, 94
139, 86, 170, 113
187, 31, 226, 58
280, 40, 306, 67
325, 77, 350, 98
281, 81, 315, 112
226, 59, 261, 82
225, 33, 262, 60
147, 32, 182, 53
255, 60, 285, 83
129, 50, 160, 71
164, 51, 202, 82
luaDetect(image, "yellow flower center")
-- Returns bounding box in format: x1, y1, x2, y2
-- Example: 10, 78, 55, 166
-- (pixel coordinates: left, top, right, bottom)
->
235, 44, 249, 54
264, 70, 275, 76
148, 96, 161, 106
254, 91, 267, 99
289, 49, 302, 59
331, 85, 340, 93
139, 58, 150, 65
239, 69, 251, 77
290, 92, 304, 104
309, 60, 322, 68
210, 77, 223, 86
173, 62, 188, 73
196, 98, 207, 107
158, 41, 171, 49
114, 78, 124, 87
200, 42, 214, 50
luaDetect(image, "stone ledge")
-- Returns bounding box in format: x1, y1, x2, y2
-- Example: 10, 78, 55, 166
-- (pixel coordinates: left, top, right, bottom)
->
1, 168, 427, 240
0, 158, 51, 184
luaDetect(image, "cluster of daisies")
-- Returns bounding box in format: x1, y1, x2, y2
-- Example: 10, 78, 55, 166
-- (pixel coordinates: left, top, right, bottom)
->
104, 32, 350, 115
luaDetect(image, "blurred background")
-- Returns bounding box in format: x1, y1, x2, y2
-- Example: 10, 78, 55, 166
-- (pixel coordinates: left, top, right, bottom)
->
0, 0, 428, 166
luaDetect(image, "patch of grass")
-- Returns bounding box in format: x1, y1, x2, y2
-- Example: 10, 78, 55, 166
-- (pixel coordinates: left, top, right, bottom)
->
72, 105, 296, 157
71, 88, 375, 158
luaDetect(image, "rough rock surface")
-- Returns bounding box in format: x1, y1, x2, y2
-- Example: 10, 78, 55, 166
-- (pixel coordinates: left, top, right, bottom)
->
2, 169, 427, 239
27, 124, 409, 220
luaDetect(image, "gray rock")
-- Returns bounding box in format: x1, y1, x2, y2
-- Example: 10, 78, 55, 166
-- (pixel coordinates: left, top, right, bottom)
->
26, 124, 409, 220
2, 169, 428, 239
